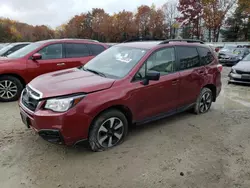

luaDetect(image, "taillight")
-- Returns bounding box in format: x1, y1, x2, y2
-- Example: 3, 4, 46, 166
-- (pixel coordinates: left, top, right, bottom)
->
217, 64, 223, 72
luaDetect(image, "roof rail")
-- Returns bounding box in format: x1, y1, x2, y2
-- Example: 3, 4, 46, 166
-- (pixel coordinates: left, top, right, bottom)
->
123, 37, 165, 43
159, 39, 205, 44
61, 38, 99, 42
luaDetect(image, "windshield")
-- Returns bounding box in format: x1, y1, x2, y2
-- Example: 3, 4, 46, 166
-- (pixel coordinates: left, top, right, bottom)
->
243, 54, 250, 61
0, 44, 14, 55
7, 43, 42, 59
82, 46, 148, 78
222, 45, 237, 52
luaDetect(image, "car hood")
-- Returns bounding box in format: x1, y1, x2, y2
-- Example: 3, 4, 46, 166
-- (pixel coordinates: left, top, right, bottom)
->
29, 68, 115, 98
233, 61, 250, 72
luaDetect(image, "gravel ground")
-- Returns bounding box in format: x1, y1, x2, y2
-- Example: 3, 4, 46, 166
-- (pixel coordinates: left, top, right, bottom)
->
1, 67, 250, 188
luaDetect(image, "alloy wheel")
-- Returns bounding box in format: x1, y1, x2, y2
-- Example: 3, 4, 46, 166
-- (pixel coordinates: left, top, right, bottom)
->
199, 92, 212, 113
97, 117, 124, 148
0, 80, 18, 100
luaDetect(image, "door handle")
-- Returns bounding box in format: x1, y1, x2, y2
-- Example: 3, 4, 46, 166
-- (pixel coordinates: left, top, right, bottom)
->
57, 63, 65, 66
198, 70, 205, 74
172, 79, 179, 85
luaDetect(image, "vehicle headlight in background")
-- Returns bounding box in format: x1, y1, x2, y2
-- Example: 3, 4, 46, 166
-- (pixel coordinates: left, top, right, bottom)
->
44, 95, 85, 112
231, 68, 236, 74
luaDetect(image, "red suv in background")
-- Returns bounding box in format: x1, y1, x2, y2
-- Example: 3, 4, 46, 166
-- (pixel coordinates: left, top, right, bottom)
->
19, 39, 222, 151
0, 39, 108, 102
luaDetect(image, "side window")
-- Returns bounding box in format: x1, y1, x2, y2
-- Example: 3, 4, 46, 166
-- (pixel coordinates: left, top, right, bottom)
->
65, 43, 90, 58
134, 48, 175, 81
38, 44, 63, 60
87, 43, 106, 55
176, 47, 200, 70
198, 47, 214, 65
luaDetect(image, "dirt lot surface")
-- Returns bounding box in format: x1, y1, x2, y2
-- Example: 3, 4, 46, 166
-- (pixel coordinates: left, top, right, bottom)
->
1, 67, 250, 188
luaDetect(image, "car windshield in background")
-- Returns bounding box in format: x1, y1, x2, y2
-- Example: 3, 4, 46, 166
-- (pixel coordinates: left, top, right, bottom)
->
223, 45, 237, 50
0, 44, 14, 55
82, 46, 148, 78
243, 54, 250, 61
7, 43, 42, 59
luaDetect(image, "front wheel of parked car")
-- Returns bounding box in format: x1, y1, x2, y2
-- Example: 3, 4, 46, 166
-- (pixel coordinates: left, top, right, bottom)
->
194, 87, 213, 114
89, 109, 128, 152
0, 76, 23, 102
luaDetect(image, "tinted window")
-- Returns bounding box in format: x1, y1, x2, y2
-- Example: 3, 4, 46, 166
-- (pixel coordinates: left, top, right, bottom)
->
87, 43, 106, 55
134, 48, 175, 81
65, 43, 90, 58
177, 47, 200, 70
198, 47, 214, 65
38, 44, 63, 60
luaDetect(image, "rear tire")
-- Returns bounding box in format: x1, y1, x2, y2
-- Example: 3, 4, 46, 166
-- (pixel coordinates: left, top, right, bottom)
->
194, 87, 213, 115
88, 109, 128, 152
0, 75, 23, 102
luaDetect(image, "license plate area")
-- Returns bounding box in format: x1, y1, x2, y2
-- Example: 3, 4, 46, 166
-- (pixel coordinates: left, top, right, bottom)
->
20, 111, 31, 128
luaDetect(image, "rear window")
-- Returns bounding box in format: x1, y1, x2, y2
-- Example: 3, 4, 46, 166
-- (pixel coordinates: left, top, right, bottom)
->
176, 47, 200, 70
86, 43, 106, 55
198, 47, 214, 65
65, 43, 90, 58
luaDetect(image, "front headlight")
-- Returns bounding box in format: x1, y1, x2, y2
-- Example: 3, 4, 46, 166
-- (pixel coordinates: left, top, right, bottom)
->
44, 95, 85, 112
231, 68, 236, 74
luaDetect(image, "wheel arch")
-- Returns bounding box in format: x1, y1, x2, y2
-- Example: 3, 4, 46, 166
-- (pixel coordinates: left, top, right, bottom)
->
203, 84, 216, 102
0, 73, 26, 87
88, 104, 133, 137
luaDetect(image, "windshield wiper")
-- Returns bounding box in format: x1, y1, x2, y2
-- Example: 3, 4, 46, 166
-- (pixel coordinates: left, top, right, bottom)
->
83, 67, 106, 77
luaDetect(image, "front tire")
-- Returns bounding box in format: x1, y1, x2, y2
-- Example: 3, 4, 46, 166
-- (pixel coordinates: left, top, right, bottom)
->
89, 109, 128, 152
0, 76, 23, 102
194, 87, 213, 114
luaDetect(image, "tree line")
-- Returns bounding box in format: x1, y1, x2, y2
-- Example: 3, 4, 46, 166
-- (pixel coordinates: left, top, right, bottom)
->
0, 0, 249, 43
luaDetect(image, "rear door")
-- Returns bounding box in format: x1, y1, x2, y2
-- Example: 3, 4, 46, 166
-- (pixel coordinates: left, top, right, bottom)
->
176, 46, 205, 107
64, 43, 94, 68
26, 43, 67, 80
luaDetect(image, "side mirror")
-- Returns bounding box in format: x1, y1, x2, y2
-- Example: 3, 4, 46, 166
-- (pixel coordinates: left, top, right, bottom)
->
146, 70, 160, 81
141, 70, 160, 85
32, 53, 42, 60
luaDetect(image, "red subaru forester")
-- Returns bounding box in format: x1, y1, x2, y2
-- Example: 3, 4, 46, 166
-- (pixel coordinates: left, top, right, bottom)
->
0, 39, 108, 102
19, 39, 222, 152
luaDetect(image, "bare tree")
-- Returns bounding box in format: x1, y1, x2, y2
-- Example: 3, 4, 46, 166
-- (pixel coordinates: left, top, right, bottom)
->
162, 0, 179, 38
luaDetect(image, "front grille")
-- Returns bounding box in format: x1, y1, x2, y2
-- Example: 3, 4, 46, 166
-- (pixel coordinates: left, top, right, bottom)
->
218, 53, 230, 60
21, 87, 41, 111
232, 78, 250, 82
236, 70, 250, 75
26, 85, 40, 98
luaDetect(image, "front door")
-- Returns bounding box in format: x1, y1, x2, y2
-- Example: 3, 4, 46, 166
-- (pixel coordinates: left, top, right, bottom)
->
129, 47, 180, 122
26, 43, 67, 81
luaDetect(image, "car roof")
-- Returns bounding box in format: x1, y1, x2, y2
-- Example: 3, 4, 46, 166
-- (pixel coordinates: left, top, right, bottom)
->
35, 38, 100, 44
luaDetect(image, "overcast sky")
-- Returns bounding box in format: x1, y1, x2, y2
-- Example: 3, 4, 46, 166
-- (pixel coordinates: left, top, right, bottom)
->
0, 0, 166, 28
